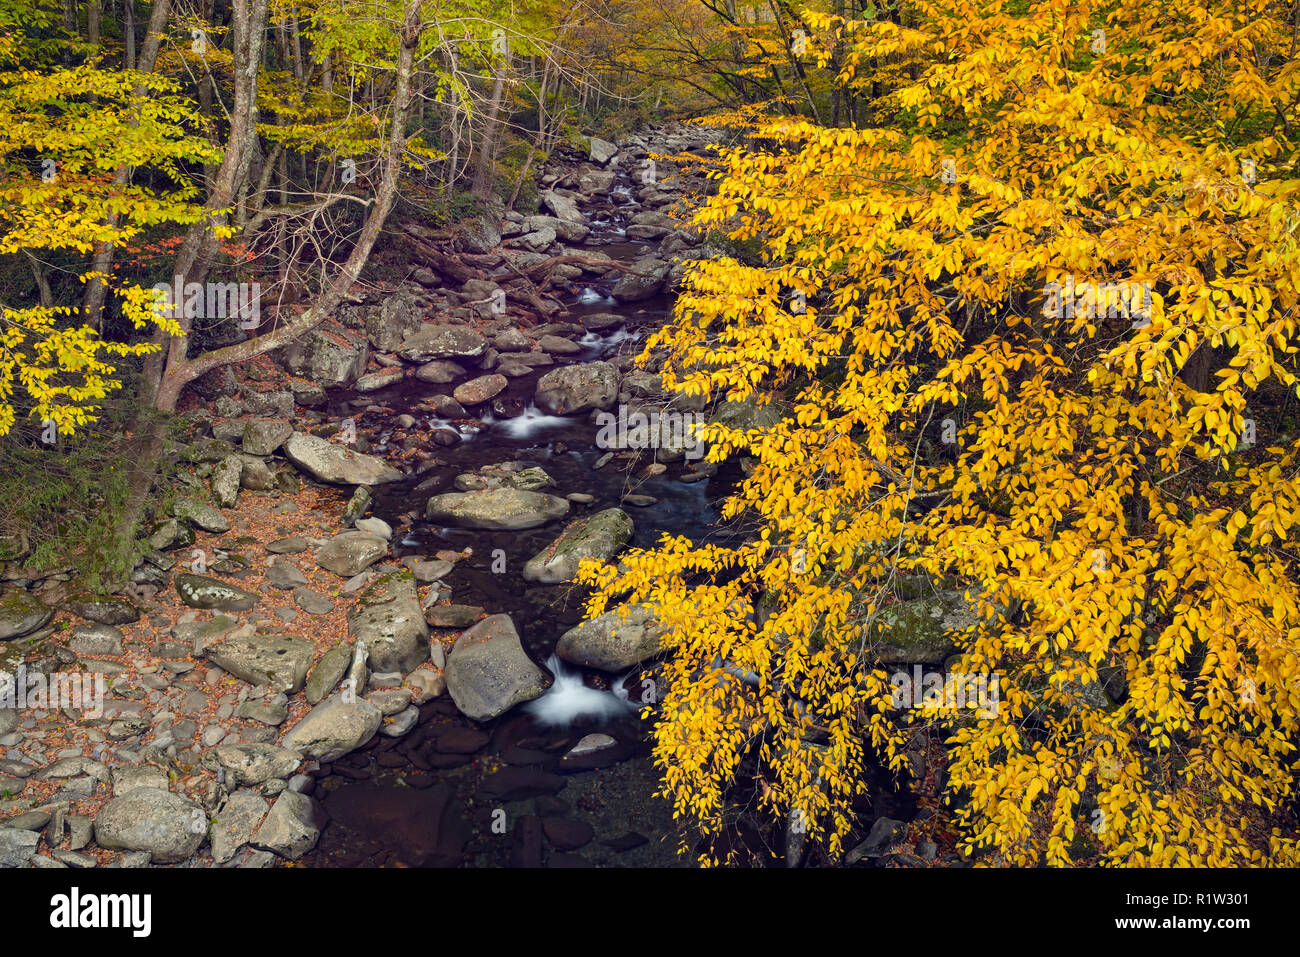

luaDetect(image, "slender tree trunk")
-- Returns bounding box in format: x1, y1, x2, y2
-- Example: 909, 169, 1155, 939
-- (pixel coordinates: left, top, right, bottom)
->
123, 0, 135, 69
471, 50, 509, 199
88, 0, 101, 44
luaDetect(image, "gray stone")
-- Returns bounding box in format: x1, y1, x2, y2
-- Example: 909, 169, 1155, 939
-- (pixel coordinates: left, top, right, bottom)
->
414, 360, 467, 384
68, 624, 124, 656
205, 633, 315, 693
252, 790, 323, 860
315, 531, 388, 577
523, 508, 632, 584
209, 743, 301, 786
111, 764, 169, 795
0, 827, 38, 866
347, 569, 429, 674
242, 419, 293, 456
445, 614, 548, 721
397, 325, 488, 363
277, 328, 367, 390
211, 790, 270, 864
93, 788, 204, 863
176, 574, 259, 612
281, 696, 382, 762
556, 604, 665, 671
426, 488, 569, 531
210, 455, 243, 508
0, 588, 54, 641
293, 588, 333, 615
283, 433, 402, 486
173, 499, 230, 533
534, 361, 620, 415
266, 560, 308, 590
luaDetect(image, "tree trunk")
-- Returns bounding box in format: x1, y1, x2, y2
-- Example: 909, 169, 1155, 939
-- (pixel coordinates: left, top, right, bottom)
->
123, 0, 135, 69
471, 48, 509, 199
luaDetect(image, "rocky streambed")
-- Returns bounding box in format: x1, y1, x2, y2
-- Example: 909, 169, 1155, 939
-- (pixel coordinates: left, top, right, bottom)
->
0, 124, 947, 870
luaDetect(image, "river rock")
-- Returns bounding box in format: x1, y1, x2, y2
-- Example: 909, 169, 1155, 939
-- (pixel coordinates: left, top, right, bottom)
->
612, 258, 669, 301
523, 508, 633, 583
556, 604, 665, 671
534, 361, 619, 415
579, 168, 617, 193
347, 569, 430, 674
397, 325, 487, 362
293, 588, 334, 615
453, 374, 508, 406
176, 574, 259, 612
173, 499, 230, 533
865, 588, 979, 664
210, 455, 243, 507
0, 827, 38, 867
305, 644, 352, 705
426, 488, 569, 531
415, 360, 467, 384
252, 790, 324, 860
540, 190, 586, 225
242, 418, 293, 456
239, 456, 276, 491
277, 328, 368, 389
526, 214, 590, 243
444, 614, 548, 721
0, 589, 52, 641
93, 788, 204, 863
266, 559, 308, 590
315, 531, 388, 576
282, 696, 382, 762
211, 790, 270, 864
68, 624, 124, 656
366, 290, 424, 352
587, 137, 618, 165
283, 433, 402, 485
209, 743, 302, 785
205, 632, 315, 693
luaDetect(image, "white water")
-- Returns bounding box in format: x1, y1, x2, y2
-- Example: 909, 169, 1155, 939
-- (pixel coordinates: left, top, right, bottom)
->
578, 286, 615, 305
489, 403, 571, 440
525, 654, 637, 727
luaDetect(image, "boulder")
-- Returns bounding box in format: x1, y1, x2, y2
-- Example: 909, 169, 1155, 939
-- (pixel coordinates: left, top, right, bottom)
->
175, 574, 259, 612
366, 290, 424, 352
93, 788, 205, 863
242, 419, 293, 456
534, 361, 620, 415
611, 258, 669, 301
61, 594, 139, 626
283, 433, 402, 486
556, 604, 665, 671
305, 644, 352, 705
205, 632, 315, 693
0, 590, 54, 642
523, 508, 633, 584
281, 696, 382, 762
252, 790, 324, 860
315, 531, 388, 577
173, 499, 230, 533
426, 488, 569, 531
540, 190, 586, 225
453, 374, 508, 406
211, 791, 270, 864
444, 614, 549, 721
397, 325, 488, 363
587, 137, 618, 165
277, 328, 367, 389
347, 569, 430, 674
208, 743, 302, 785
210, 454, 243, 508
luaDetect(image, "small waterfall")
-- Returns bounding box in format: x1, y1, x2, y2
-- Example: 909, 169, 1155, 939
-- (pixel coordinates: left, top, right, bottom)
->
525, 654, 637, 727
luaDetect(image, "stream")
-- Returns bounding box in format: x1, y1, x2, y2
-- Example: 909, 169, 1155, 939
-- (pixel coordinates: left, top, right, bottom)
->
297, 131, 914, 868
